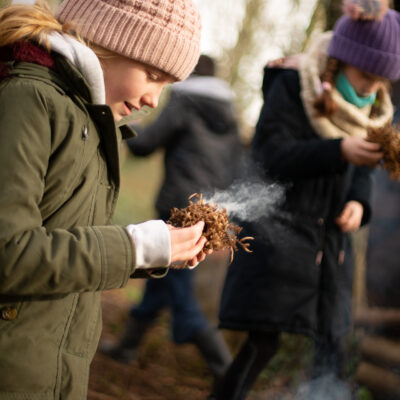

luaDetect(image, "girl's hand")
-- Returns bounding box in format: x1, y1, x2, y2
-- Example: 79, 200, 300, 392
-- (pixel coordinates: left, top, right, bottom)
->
267, 54, 302, 70
335, 201, 364, 232
341, 137, 383, 166
167, 221, 210, 267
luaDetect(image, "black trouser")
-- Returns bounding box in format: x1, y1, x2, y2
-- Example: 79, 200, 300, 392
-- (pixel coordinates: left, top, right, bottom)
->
214, 331, 280, 400
311, 336, 347, 380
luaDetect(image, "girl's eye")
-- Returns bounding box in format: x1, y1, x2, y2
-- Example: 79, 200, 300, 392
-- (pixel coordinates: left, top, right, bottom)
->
147, 71, 161, 81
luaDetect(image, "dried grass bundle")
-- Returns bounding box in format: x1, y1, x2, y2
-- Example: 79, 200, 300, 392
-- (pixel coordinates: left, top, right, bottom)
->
168, 193, 253, 268
367, 124, 400, 180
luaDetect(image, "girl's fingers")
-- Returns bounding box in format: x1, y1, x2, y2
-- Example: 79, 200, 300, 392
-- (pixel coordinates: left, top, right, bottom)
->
192, 236, 207, 256
362, 140, 381, 151
170, 222, 207, 264
336, 202, 363, 232
167, 221, 205, 233
362, 151, 383, 164
337, 205, 352, 223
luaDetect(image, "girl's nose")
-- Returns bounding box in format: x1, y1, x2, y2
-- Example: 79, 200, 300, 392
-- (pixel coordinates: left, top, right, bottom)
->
141, 91, 160, 109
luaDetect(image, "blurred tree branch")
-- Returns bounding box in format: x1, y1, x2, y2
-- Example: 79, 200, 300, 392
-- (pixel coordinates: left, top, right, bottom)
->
0, 0, 11, 8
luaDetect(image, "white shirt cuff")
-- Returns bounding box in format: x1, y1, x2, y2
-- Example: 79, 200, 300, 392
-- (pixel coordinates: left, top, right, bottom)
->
125, 220, 171, 269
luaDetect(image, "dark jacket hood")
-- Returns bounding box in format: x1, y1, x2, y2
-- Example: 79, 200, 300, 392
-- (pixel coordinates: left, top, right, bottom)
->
172, 75, 237, 133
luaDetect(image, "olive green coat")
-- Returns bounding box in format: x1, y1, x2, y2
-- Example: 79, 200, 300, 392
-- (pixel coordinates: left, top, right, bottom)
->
0, 56, 165, 399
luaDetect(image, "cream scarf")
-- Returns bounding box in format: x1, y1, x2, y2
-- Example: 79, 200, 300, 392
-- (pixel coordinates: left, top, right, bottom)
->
299, 31, 393, 139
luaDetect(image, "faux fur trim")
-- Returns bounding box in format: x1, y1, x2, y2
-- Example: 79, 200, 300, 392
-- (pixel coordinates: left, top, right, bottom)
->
299, 31, 393, 139
0, 41, 56, 80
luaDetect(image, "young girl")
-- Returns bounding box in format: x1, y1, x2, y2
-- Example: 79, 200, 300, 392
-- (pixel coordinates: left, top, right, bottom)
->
215, 1, 400, 399
0, 0, 205, 398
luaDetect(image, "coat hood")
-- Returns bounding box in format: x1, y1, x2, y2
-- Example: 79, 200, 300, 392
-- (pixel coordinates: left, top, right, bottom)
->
172, 75, 237, 134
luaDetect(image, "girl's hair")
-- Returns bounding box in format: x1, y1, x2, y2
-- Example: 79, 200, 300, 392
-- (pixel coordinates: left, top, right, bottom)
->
87, 42, 118, 60
0, 1, 114, 62
313, 57, 341, 117
0, 1, 73, 49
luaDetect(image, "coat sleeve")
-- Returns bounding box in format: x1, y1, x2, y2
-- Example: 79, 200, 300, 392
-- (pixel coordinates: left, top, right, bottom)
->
0, 82, 136, 297
126, 91, 185, 156
251, 70, 346, 181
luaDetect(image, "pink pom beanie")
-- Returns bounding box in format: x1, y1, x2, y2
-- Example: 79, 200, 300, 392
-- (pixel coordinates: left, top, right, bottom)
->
56, 0, 202, 81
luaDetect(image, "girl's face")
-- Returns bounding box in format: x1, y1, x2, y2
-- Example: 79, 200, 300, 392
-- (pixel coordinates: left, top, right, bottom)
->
343, 64, 386, 97
102, 56, 175, 122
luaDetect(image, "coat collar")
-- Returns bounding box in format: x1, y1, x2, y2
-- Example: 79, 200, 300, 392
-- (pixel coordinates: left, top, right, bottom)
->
47, 33, 105, 104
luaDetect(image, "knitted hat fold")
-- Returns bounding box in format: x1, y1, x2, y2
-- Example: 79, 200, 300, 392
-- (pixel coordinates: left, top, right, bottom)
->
56, 0, 201, 81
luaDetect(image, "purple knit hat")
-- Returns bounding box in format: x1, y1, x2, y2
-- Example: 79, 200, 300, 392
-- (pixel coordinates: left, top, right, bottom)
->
328, 7, 400, 80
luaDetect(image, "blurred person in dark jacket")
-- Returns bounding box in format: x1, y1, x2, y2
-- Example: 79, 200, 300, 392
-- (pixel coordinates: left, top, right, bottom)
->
214, 1, 400, 399
100, 55, 244, 393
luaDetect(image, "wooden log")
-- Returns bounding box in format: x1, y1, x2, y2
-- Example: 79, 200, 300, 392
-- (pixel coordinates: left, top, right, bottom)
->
359, 335, 400, 369
356, 362, 400, 400
354, 307, 400, 335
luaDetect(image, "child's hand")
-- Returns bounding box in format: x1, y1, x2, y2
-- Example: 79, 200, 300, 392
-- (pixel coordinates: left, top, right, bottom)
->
335, 201, 363, 232
341, 137, 383, 166
167, 221, 210, 267
267, 54, 302, 70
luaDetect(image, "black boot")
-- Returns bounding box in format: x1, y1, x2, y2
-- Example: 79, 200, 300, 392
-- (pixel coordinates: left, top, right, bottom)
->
98, 316, 152, 364
193, 326, 232, 396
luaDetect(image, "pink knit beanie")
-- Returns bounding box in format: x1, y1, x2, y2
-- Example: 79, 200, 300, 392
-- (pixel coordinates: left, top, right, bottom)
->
56, 0, 201, 81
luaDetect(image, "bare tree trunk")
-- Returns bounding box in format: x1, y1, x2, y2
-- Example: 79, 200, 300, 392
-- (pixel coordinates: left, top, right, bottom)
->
219, 0, 267, 135
324, 0, 343, 29
220, 0, 265, 86
303, 0, 342, 49
356, 362, 400, 399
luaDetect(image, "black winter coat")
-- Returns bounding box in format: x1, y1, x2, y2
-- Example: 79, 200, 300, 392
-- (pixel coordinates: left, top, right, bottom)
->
127, 76, 243, 218
219, 68, 372, 341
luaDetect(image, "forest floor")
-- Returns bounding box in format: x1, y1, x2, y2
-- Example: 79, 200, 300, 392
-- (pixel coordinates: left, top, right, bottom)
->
87, 254, 315, 400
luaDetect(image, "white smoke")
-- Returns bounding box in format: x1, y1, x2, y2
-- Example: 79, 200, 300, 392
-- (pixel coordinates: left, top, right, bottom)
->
204, 179, 285, 222
295, 374, 352, 400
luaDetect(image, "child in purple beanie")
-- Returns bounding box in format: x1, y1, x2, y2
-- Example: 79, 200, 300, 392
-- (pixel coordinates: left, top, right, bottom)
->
215, 1, 400, 399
